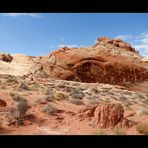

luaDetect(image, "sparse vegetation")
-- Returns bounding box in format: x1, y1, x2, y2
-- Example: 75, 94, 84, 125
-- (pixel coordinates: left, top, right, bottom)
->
42, 103, 58, 115
137, 94, 145, 99
92, 87, 100, 94
126, 106, 133, 111
0, 119, 2, 129
19, 82, 30, 90
44, 88, 53, 95
123, 101, 131, 107
12, 94, 26, 102
94, 129, 108, 135
0, 85, 6, 89
119, 96, 127, 101
29, 99, 40, 106
6, 76, 18, 84
136, 107, 148, 116
83, 99, 99, 106
17, 100, 29, 117
112, 127, 126, 135
55, 92, 69, 100
9, 91, 15, 97
42, 95, 55, 102
136, 123, 148, 135
68, 99, 83, 105
70, 89, 84, 100
104, 98, 111, 103
123, 91, 132, 96
7, 98, 29, 126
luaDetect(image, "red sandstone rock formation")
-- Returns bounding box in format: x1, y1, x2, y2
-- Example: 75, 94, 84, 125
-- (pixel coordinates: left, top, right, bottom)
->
78, 103, 133, 129
37, 36, 148, 86
96, 36, 136, 52
0, 53, 13, 62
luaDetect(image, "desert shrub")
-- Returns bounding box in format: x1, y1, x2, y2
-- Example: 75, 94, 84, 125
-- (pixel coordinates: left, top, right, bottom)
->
137, 94, 145, 99
93, 129, 108, 135
7, 99, 29, 126
17, 100, 29, 117
145, 93, 148, 98
6, 77, 18, 84
42, 103, 58, 115
112, 127, 126, 135
0, 85, 6, 89
44, 88, 53, 95
7, 107, 20, 126
92, 87, 100, 94
83, 99, 99, 106
119, 96, 127, 101
126, 106, 133, 111
71, 82, 80, 87
19, 82, 30, 90
110, 95, 118, 100
9, 92, 15, 97
123, 91, 132, 96
30, 83, 39, 91
68, 99, 83, 105
29, 99, 40, 106
136, 107, 148, 116
42, 94, 56, 102
87, 96, 98, 100
123, 101, 132, 107
104, 98, 111, 103
136, 123, 148, 135
55, 92, 69, 100
70, 89, 84, 100
0, 119, 2, 129
12, 94, 26, 102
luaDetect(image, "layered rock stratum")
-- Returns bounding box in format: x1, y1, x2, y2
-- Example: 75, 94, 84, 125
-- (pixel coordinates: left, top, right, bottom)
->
35, 36, 148, 86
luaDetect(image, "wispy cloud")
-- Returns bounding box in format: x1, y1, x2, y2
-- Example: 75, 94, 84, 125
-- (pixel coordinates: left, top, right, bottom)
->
114, 35, 135, 41
1, 13, 42, 18
114, 32, 148, 57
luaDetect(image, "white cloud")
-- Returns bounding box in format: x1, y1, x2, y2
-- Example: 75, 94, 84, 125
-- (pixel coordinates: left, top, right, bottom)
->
139, 31, 148, 44
114, 32, 148, 57
58, 44, 78, 48
114, 35, 134, 41
1, 13, 42, 17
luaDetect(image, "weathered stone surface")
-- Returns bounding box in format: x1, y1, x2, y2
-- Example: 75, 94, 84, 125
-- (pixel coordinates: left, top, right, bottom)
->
77, 103, 133, 129
0, 53, 13, 62
96, 36, 136, 52
39, 36, 148, 86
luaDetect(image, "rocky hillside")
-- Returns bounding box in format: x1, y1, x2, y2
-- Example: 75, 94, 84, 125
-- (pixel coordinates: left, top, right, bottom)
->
35, 36, 148, 86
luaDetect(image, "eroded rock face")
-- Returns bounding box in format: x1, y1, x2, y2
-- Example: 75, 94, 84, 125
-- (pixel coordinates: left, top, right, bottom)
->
0, 53, 13, 62
78, 103, 133, 129
96, 36, 136, 52
40, 36, 148, 86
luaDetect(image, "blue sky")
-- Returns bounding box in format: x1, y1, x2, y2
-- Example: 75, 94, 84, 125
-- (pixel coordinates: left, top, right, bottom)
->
0, 13, 148, 57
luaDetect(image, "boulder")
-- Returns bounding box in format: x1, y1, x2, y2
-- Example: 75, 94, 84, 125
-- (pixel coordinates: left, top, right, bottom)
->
39, 36, 148, 86
77, 103, 133, 129
0, 53, 13, 62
